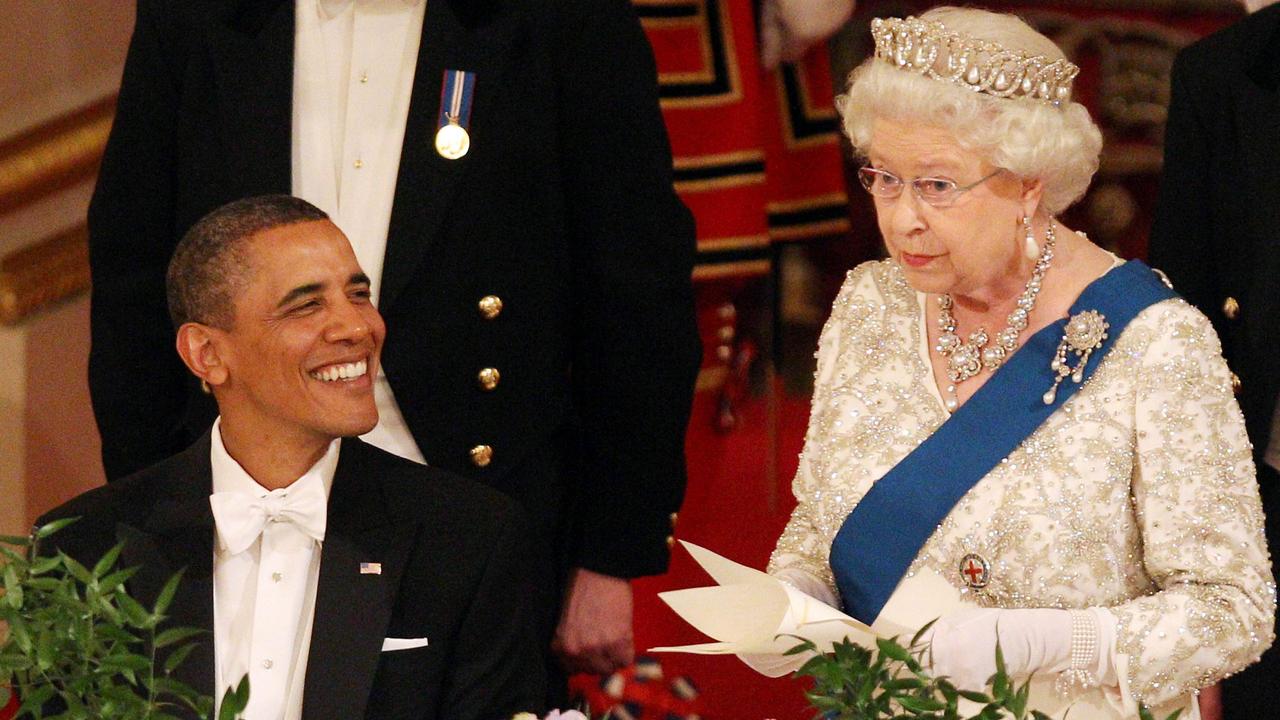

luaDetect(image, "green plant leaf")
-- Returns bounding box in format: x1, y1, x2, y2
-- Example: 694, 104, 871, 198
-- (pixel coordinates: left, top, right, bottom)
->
162, 643, 199, 676
91, 544, 125, 580
34, 517, 79, 539
115, 592, 152, 629
149, 677, 202, 704
154, 626, 203, 650
217, 675, 251, 720
957, 689, 991, 703
101, 652, 152, 673
876, 637, 912, 663
57, 552, 94, 586
3, 566, 23, 609
784, 636, 819, 655
26, 556, 61, 576
152, 571, 185, 618
96, 568, 138, 596
911, 618, 938, 648
883, 678, 925, 691
897, 695, 945, 712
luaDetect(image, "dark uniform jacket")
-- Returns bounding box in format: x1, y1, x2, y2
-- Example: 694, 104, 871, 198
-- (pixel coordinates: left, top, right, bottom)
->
37, 435, 546, 720
86, 0, 700, 580
1150, 6, 1280, 717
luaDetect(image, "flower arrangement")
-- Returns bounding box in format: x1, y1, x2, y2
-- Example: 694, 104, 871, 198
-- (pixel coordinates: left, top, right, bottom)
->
0, 520, 246, 720
791, 626, 1181, 720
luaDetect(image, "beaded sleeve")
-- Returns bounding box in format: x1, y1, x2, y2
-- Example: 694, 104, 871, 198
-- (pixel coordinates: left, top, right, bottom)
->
1108, 301, 1275, 706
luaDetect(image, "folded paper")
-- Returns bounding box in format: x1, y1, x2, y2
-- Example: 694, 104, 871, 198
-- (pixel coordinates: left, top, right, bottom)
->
650, 541, 963, 677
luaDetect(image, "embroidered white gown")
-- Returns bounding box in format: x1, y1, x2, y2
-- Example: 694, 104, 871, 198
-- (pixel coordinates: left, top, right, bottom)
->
769, 260, 1275, 719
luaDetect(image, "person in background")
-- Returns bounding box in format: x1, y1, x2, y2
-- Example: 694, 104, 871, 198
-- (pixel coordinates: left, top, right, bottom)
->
43, 195, 545, 720
768, 7, 1274, 718
1150, 2, 1280, 718
85, 0, 700, 697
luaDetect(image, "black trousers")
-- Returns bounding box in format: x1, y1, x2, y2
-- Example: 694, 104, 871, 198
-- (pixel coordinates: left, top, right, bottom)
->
1223, 462, 1280, 720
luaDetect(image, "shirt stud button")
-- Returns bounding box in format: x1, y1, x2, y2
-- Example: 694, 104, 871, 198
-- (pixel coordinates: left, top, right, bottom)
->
272, 572, 283, 583
263, 659, 274, 669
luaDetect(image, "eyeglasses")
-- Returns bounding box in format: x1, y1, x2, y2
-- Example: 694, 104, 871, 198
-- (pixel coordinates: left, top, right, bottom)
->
856, 166, 1003, 208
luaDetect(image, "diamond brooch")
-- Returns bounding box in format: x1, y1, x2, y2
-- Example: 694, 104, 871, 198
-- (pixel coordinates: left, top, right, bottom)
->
1043, 310, 1109, 405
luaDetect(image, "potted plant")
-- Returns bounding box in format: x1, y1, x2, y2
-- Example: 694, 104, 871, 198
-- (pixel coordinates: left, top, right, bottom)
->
1, 520, 246, 720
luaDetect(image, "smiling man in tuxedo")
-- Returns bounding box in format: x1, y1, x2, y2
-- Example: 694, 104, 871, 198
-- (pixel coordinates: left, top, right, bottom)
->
41, 195, 545, 720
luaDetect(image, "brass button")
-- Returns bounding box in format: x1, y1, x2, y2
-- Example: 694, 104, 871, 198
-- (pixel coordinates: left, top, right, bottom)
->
1231, 372, 1242, 396
669, 512, 679, 528
665, 535, 675, 549
478, 295, 503, 320
477, 367, 501, 391
469, 444, 493, 468
1223, 296, 1240, 321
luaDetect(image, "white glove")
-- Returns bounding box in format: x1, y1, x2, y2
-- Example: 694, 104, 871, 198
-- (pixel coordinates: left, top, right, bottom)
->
924, 607, 1117, 692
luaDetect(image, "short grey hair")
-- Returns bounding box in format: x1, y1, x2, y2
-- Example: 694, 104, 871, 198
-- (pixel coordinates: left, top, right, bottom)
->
839, 6, 1103, 215
166, 195, 329, 329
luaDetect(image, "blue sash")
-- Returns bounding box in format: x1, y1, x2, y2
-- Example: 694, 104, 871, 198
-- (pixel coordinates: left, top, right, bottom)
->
830, 260, 1177, 624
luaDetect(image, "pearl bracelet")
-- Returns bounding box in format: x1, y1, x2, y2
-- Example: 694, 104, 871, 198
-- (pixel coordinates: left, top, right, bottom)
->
1055, 609, 1099, 695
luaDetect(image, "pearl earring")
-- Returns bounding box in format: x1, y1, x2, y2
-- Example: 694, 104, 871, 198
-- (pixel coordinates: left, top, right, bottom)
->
1022, 215, 1040, 260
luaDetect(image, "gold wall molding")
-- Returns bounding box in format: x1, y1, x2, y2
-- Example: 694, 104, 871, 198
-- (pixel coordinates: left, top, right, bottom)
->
0, 97, 115, 325
0, 225, 90, 326
0, 98, 115, 215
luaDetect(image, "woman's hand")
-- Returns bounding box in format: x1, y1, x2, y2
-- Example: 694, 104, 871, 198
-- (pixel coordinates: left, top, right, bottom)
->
923, 607, 1078, 691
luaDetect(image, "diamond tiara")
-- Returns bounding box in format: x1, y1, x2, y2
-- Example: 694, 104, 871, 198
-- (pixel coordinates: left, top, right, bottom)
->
870, 16, 1079, 105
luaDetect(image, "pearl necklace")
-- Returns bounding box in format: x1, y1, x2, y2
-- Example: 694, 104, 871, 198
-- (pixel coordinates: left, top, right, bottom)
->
934, 220, 1056, 411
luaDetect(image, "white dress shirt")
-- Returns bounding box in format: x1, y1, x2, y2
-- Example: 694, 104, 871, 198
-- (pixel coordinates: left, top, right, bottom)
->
210, 419, 341, 720
292, 0, 428, 463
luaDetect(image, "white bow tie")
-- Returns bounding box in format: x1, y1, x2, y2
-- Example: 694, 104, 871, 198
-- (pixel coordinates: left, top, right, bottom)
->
210, 481, 327, 556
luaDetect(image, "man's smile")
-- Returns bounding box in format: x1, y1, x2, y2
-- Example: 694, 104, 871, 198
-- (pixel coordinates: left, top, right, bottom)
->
308, 358, 369, 383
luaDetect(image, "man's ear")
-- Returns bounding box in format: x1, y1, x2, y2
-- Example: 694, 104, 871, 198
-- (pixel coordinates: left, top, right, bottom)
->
175, 322, 229, 391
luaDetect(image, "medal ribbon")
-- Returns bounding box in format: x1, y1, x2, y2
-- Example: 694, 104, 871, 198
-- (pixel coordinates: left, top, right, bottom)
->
828, 261, 1177, 624
438, 69, 476, 131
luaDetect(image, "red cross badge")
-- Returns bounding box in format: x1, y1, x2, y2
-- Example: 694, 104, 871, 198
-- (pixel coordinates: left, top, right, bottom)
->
959, 553, 990, 589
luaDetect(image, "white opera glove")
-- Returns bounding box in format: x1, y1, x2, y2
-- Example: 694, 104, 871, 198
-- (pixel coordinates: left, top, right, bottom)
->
924, 607, 1118, 694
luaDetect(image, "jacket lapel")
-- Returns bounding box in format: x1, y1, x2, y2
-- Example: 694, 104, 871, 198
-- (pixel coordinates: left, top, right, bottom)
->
119, 436, 218, 706
206, 0, 295, 197
301, 440, 419, 720
378, 0, 523, 309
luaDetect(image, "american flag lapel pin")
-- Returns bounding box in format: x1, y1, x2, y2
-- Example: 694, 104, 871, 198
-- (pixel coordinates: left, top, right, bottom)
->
360, 562, 382, 575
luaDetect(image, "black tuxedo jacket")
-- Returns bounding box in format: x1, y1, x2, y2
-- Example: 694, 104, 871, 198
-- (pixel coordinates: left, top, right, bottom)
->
37, 435, 546, 720
1150, 7, 1280, 717
1151, 4, 1280, 467
87, 0, 699, 579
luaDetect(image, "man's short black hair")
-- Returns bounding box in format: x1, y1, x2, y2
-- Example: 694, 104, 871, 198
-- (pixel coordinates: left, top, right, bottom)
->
165, 195, 329, 329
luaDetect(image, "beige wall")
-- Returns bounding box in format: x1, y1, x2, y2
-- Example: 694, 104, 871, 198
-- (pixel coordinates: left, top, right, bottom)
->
1, 1, 131, 534
0, 2, 132, 138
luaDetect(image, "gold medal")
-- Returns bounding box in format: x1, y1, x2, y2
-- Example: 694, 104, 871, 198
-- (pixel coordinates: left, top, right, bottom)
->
434, 121, 470, 160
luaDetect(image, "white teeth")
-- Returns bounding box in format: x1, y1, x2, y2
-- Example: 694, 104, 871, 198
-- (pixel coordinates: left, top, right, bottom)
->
311, 360, 368, 382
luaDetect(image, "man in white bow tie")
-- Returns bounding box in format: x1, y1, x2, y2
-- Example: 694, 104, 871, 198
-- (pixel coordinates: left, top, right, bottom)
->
39, 194, 546, 720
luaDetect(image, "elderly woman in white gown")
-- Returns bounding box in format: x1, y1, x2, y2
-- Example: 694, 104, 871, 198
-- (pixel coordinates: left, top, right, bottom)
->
768, 7, 1274, 719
